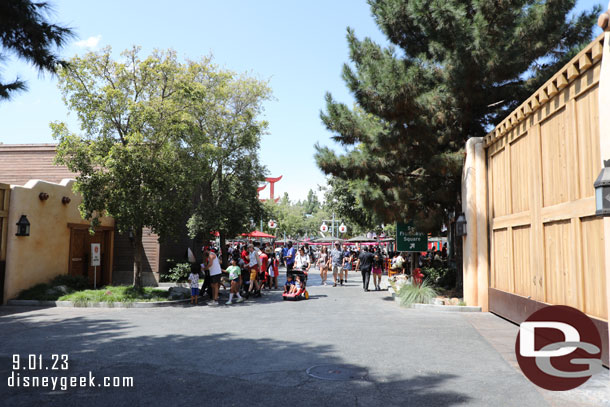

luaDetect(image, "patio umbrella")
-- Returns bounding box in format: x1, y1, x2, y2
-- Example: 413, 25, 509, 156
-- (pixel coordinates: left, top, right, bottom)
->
241, 230, 276, 238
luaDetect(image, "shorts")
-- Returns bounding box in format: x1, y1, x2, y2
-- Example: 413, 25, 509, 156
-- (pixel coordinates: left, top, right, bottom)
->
231, 278, 240, 284
250, 266, 259, 281
332, 265, 342, 276
191, 288, 199, 296
372, 267, 382, 275
209, 274, 221, 284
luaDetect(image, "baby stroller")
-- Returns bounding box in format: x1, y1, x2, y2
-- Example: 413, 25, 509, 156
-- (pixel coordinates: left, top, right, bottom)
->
282, 270, 309, 301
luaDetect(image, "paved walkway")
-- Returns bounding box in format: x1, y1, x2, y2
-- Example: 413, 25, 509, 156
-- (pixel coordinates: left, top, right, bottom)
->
0, 268, 608, 406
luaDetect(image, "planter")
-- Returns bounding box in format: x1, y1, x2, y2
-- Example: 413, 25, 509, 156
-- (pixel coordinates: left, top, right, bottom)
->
387, 287, 481, 312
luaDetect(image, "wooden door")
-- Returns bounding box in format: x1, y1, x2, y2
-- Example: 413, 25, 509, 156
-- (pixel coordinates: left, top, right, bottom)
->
69, 229, 87, 278
69, 228, 109, 287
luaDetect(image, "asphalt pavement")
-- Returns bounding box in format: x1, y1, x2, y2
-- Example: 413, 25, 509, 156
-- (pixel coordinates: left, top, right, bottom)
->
0, 268, 608, 406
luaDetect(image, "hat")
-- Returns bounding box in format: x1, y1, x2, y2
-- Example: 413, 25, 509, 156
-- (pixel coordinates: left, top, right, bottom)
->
334, 241, 340, 245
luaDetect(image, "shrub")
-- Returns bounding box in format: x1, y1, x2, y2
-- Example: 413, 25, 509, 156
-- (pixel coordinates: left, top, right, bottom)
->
166, 262, 191, 282
50, 274, 89, 291
421, 266, 456, 289
397, 278, 438, 307
16, 274, 90, 300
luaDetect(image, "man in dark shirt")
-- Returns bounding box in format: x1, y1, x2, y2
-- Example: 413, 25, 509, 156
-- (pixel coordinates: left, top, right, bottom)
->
285, 241, 296, 277
356, 246, 375, 292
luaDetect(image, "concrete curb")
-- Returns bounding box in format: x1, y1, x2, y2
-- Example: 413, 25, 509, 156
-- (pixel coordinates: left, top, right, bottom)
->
6, 299, 191, 308
157, 282, 189, 288
388, 287, 481, 312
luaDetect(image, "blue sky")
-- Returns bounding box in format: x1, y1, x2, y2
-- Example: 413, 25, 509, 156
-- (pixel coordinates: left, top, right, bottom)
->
0, 0, 603, 201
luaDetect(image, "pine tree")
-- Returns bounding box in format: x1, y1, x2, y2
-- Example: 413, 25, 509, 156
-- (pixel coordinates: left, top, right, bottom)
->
0, 0, 73, 100
315, 0, 600, 232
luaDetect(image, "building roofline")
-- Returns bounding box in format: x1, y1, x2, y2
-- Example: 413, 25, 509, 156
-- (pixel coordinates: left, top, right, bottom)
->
0, 144, 58, 152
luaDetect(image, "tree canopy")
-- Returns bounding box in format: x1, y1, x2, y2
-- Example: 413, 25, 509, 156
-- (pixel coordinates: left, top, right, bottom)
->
53, 47, 194, 287
53, 46, 272, 282
0, 0, 73, 100
182, 63, 272, 266
315, 0, 601, 232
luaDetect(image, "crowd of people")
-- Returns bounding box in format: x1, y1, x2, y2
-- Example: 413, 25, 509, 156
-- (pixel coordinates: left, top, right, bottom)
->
187, 239, 448, 305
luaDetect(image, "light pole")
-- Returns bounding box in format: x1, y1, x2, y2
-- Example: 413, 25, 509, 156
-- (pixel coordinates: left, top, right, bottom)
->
321, 213, 346, 239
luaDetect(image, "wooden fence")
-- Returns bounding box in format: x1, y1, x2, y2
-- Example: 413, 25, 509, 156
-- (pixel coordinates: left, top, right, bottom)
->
483, 33, 606, 324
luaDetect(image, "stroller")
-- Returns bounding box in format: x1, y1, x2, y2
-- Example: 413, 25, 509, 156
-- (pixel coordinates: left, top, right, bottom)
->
282, 270, 309, 301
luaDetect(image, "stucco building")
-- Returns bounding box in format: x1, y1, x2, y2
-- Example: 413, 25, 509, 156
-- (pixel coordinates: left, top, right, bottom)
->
0, 144, 189, 302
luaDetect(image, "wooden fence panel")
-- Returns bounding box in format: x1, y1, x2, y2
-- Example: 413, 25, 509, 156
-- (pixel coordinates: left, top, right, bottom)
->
484, 33, 607, 324
581, 216, 607, 319
512, 225, 533, 298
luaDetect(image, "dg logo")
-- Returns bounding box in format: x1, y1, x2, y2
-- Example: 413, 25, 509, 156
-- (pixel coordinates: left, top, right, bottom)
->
515, 305, 603, 391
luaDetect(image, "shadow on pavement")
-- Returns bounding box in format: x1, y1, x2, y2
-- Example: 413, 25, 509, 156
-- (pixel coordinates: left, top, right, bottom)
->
1, 312, 472, 407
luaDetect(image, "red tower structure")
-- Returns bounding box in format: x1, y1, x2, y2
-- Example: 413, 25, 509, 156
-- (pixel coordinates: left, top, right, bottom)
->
258, 175, 282, 202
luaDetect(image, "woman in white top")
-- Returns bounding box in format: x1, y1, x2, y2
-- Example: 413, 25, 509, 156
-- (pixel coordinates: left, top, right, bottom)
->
205, 249, 223, 305
295, 247, 311, 272
317, 246, 329, 285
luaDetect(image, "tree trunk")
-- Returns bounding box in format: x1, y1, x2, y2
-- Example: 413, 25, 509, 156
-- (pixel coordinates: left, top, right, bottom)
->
133, 227, 144, 288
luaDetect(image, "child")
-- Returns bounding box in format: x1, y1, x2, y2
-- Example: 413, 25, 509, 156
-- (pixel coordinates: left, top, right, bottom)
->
188, 265, 199, 305
289, 275, 302, 295
372, 253, 383, 291
271, 254, 279, 289
225, 258, 244, 305
284, 275, 294, 294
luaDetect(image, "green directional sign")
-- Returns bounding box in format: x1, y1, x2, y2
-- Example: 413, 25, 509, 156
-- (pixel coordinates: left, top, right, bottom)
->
396, 222, 427, 252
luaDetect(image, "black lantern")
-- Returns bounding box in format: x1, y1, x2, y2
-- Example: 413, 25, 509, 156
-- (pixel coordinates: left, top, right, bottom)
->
16, 215, 30, 236
456, 213, 467, 237
594, 160, 610, 217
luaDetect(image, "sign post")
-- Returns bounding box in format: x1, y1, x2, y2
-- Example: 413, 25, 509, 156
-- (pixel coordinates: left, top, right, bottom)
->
396, 222, 427, 252
91, 243, 101, 289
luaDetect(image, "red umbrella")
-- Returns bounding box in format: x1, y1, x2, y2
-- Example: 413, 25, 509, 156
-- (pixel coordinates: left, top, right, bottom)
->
241, 230, 276, 238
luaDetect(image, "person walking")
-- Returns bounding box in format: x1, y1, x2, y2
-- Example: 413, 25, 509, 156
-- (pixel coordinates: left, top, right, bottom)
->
247, 244, 262, 297
225, 257, 244, 305
330, 241, 343, 287
356, 246, 375, 292
269, 251, 279, 289
285, 241, 296, 277
317, 246, 329, 285
203, 248, 222, 305
259, 246, 269, 290
372, 252, 384, 291
342, 247, 352, 283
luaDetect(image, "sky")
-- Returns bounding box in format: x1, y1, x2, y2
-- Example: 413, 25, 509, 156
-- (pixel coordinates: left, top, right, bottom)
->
0, 0, 603, 202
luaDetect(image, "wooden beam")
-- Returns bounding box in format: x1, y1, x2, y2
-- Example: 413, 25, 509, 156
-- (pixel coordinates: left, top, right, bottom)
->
546, 81, 558, 98
538, 89, 549, 104
579, 53, 593, 71
567, 63, 580, 81
556, 72, 569, 89
592, 41, 604, 62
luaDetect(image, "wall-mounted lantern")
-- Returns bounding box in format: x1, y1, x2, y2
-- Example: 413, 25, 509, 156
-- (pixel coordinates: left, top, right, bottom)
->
594, 160, 610, 217
456, 213, 467, 237
16, 215, 30, 236
61, 196, 71, 205
38, 192, 49, 201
